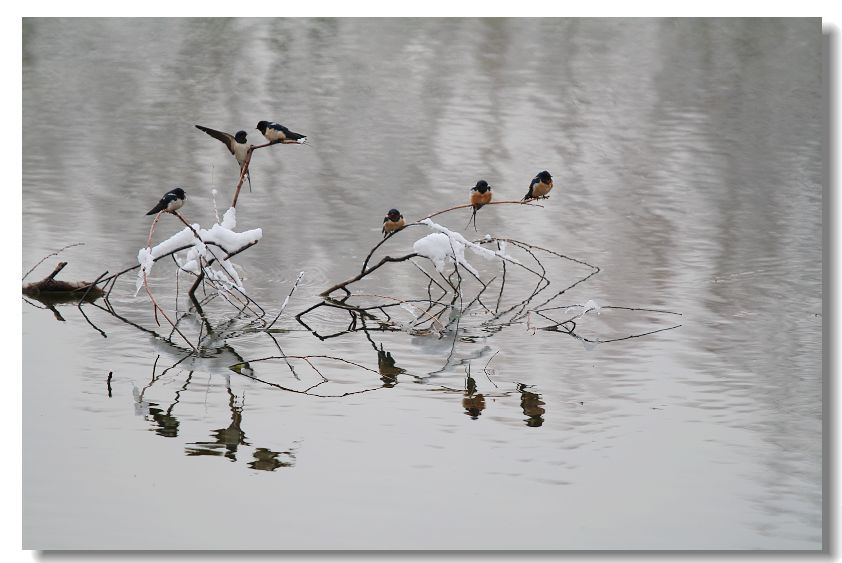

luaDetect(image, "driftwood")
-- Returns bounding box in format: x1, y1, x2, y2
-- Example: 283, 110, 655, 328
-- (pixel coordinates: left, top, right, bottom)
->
22, 261, 104, 300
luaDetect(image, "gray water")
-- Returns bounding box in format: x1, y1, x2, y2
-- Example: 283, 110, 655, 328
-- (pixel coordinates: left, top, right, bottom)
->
22, 18, 823, 550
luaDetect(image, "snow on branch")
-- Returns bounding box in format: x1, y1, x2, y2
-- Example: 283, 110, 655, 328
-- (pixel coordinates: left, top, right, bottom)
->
415, 219, 522, 273
135, 207, 262, 295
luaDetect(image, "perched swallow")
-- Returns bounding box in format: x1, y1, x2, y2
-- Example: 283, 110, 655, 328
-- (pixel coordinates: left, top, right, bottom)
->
195, 125, 253, 190
256, 121, 307, 144
146, 188, 186, 215
467, 180, 493, 231
522, 170, 553, 200
382, 208, 405, 237
470, 180, 492, 209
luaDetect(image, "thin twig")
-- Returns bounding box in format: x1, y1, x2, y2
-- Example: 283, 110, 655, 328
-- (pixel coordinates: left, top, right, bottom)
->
23, 243, 84, 281
320, 253, 419, 297
44, 261, 68, 282
231, 142, 272, 208
267, 271, 304, 330
359, 200, 543, 274
142, 267, 198, 352
77, 271, 108, 302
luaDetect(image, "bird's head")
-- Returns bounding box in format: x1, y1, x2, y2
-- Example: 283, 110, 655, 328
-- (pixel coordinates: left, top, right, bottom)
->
386, 208, 402, 222
256, 121, 268, 133
234, 131, 248, 143
170, 187, 186, 199
473, 180, 491, 193
537, 170, 552, 183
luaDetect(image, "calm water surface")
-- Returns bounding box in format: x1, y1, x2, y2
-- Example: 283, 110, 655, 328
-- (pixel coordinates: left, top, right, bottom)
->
22, 18, 822, 550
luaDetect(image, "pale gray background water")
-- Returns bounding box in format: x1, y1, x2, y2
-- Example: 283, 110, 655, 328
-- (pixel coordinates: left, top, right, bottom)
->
22, 18, 822, 550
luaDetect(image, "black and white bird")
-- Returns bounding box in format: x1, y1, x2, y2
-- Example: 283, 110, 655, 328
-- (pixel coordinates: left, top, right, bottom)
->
256, 120, 307, 144
195, 125, 253, 190
146, 188, 186, 215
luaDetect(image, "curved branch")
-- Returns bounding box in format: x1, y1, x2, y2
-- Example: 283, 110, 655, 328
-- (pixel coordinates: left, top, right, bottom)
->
23, 243, 85, 281
320, 253, 419, 297
360, 200, 543, 273
231, 142, 272, 208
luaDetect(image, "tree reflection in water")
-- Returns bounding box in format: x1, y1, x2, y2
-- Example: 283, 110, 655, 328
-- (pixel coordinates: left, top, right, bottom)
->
185, 383, 249, 461
23, 242, 681, 473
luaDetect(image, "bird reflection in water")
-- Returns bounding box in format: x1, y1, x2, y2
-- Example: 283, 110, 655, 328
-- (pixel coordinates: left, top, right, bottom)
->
185, 384, 249, 461
462, 369, 486, 419
516, 383, 545, 427
148, 404, 180, 438
377, 344, 405, 388
249, 447, 296, 471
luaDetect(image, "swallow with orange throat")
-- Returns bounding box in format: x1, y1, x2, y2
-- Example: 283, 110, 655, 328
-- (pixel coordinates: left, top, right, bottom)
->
522, 170, 553, 200
466, 180, 492, 231
382, 208, 405, 237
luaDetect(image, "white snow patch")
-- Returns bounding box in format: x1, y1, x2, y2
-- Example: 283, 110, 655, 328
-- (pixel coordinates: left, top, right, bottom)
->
582, 299, 601, 315
221, 207, 237, 230
135, 247, 154, 295
150, 226, 196, 258
203, 224, 261, 251
413, 233, 470, 274
136, 210, 262, 296
399, 302, 424, 332
419, 219, 521, 266
565, 299, 602, 316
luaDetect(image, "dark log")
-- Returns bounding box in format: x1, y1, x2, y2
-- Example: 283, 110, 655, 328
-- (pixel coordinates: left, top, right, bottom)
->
22, 262, 104, 300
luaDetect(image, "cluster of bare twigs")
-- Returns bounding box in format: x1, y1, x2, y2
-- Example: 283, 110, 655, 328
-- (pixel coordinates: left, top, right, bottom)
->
131, 352, 297, 471
22, 136, 315, 358
290, 193, 684, 376
128, 141, 284, 350
24, 126, 684, 417
301, 200, 596, 337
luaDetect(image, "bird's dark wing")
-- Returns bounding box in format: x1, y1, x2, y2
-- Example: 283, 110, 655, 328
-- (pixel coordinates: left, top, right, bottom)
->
195, 125, 235, 154
272, 123, 306, 141
146, 200, 166, 215
523, 177, 538, 200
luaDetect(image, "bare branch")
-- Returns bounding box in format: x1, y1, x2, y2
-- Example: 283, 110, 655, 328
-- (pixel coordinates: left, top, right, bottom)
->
320, 253, 419, 297
23, 243, 84, 281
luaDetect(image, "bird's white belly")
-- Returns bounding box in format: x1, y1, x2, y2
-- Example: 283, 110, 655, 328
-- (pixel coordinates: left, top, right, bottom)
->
233, 143, 250, 165
166, 198, 184, 212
